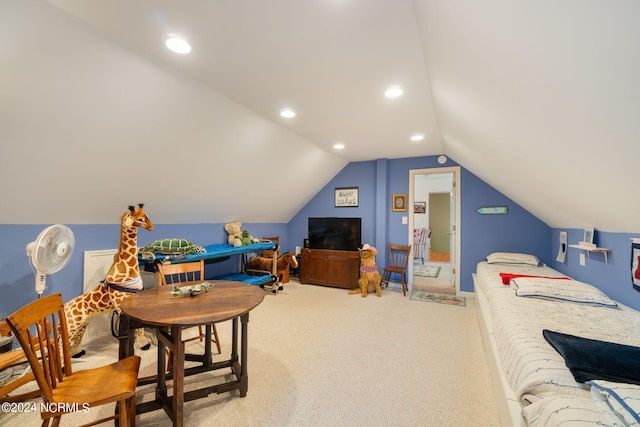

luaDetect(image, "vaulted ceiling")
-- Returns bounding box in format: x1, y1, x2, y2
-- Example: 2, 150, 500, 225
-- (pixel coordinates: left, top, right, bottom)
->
2, 1, 639, 232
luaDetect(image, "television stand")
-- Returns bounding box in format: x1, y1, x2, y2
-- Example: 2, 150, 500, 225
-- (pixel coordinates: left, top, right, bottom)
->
299, 248, 360, 289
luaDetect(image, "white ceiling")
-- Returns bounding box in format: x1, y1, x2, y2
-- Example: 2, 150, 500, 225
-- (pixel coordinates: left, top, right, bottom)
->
2, 0, 640, 232
46, 0, 443, 161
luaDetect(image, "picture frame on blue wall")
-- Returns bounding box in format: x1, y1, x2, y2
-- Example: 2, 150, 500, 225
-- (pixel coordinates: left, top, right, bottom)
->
392, 194, 407, 212
334, 187, 358, 207
583, 227, 595, 245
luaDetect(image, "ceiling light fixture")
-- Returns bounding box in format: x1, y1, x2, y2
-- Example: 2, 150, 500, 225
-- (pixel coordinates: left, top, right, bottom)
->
410, 134, 424, 142
333, 143, 345, 150
385, 86, 404, 98
280, 109, 296, 118
165, 34, 191, 54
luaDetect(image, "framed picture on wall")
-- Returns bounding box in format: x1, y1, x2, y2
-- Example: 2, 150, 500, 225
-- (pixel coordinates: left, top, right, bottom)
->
583, 227, 595, 245
392, 194, 407, 212
414, 202, 426, 214
334, 187, 358, 207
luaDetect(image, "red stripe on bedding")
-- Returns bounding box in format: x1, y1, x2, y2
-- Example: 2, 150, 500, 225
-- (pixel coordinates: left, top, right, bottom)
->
499, 273, 571, 285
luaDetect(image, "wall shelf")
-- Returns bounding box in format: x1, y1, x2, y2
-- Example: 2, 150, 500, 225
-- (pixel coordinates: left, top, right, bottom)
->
568, 244, 611, 264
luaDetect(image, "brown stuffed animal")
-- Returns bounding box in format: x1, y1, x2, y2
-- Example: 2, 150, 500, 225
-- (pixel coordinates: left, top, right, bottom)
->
247, 252, 299, 284
349, 244, 381, 297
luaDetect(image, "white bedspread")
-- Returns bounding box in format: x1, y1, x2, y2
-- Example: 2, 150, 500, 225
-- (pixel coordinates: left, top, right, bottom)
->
476, 261, 640, 405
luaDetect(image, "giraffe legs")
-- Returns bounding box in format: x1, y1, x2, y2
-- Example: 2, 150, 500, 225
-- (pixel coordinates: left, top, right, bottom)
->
64, 284, 152, 357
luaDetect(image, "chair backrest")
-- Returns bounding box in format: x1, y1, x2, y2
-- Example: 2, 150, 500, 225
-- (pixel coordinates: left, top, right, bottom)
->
6, 293, 72, 404
157, 260, 204, 286
387, 244, 412, 270
261, 236, 279, 258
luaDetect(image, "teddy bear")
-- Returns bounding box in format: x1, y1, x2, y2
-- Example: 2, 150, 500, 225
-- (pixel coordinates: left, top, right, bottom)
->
224, 221, 260, 247
348, 244, 382, 297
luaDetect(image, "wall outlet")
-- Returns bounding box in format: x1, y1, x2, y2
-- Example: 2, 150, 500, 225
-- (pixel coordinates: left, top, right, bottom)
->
579, 253, 586, 266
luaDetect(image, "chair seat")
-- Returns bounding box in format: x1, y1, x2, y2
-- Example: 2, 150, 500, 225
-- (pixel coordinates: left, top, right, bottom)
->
383, 266, 406, 274
49, 356, 140, 412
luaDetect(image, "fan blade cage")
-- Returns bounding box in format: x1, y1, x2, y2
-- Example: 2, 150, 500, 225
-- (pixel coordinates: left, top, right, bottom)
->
32, 225, 75, 274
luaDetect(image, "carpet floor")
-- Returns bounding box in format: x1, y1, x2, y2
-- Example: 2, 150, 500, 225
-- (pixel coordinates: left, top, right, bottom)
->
2, 279, 500, 427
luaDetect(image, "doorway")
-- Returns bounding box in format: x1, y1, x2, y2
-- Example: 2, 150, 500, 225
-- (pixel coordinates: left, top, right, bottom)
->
408, 167, 460, 295
429, 192, 451, 261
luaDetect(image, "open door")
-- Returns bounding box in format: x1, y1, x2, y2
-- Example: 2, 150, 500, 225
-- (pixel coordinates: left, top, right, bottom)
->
408, 167, 460, 294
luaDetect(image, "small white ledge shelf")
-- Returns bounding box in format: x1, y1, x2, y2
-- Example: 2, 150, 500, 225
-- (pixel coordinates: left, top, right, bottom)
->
568, 244, 612, 263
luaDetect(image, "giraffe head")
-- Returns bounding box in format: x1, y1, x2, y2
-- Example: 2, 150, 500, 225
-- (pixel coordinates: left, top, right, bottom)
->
122, 203, 154, 231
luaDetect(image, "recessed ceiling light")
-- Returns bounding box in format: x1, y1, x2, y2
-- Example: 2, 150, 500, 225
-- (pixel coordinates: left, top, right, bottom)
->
410, 134, 425, 142
385, 86, 404, 98
280, 109, 296, 118
165, 34, 191, 54
333, 143, 345, 150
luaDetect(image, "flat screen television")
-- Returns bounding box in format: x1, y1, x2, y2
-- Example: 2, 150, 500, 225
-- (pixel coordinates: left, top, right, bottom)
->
308, 217, 361, 251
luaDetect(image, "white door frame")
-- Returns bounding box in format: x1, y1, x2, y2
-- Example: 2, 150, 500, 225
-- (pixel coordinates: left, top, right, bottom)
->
408, 166, 461, 295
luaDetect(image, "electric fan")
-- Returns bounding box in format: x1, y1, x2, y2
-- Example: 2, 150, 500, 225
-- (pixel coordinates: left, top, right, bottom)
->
26, 224, 75, 297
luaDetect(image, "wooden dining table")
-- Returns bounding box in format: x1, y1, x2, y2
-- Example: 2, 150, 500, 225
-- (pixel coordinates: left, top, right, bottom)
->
117, 280, 265, 427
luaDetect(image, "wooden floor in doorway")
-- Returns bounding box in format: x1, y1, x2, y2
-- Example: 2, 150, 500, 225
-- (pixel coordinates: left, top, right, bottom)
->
429, 252, 450, 263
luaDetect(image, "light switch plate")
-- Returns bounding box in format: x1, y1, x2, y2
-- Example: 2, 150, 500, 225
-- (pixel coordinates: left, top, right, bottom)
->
402, 216, 408, 224
579, 253, 586, 266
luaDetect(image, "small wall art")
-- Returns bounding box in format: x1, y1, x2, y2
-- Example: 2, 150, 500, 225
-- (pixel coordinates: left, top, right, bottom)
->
392, 194, 407, 212
414, 202, 426, 214
335, 187, 358, 207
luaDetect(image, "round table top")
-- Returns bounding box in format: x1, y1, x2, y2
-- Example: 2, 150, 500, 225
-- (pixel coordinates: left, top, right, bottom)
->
119, 280, 265, 327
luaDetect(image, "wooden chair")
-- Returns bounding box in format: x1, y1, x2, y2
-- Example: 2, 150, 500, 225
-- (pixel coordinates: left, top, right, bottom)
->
6, 293, 140, 427
0, 320, 46, 403
380, 244, 412, 296
157, 260, 221, 354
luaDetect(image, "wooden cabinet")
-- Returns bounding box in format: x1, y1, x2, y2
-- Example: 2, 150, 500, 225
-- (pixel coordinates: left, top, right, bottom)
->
300, 248, 360, 289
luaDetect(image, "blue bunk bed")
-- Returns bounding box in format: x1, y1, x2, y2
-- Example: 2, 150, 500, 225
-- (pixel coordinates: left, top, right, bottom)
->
141, 242, 279, 290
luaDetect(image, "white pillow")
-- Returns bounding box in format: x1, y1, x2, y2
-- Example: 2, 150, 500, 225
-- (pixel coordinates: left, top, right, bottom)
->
485, 252, 541, 266
511, 277, 618, 307
589, 380, 640, 425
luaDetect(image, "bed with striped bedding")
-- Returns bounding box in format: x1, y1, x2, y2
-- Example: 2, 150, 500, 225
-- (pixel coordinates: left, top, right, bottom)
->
474, 254, 640, 426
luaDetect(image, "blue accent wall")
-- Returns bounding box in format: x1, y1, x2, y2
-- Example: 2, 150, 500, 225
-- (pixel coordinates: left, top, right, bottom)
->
460, 168, 551, 284
3, 155, 638, 318
287, 156, 551, 293
0, 222, 286, 318
550, 229, 640, 311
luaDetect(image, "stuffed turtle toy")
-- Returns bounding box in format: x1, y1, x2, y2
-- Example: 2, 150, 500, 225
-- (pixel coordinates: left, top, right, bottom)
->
141, 238, 206, 255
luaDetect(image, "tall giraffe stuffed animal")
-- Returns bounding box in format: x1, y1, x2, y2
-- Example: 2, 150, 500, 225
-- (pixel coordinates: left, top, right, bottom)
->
64, 204, 154, 357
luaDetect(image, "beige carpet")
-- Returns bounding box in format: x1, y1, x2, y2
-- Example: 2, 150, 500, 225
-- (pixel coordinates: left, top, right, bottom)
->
1, 279, 500, 427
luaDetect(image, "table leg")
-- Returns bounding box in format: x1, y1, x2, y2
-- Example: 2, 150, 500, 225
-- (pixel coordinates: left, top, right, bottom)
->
204, 325, 212, 368
117, 312, 134, 360
172, 326, 184, 427
231, 317, 238, 361
116, 313, 134, 421
157, 327, 167, 399
239, 313, 249, 397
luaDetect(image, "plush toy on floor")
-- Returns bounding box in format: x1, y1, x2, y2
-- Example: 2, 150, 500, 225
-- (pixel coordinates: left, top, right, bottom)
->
225, 221, 259, 247
349, 244, 382, 297
247, 252, 299, 292
64, 204, 154, 357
